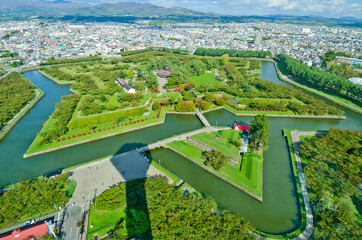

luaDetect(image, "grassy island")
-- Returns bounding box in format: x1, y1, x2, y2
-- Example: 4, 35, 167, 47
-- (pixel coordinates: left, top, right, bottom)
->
281, 128, 361, 239
167, 115, 268, 199
298, 129, 361, 239
26, 50, 344, 156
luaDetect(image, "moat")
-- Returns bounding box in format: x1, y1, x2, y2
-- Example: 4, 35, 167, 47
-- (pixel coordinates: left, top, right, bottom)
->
0, 61, 360, 234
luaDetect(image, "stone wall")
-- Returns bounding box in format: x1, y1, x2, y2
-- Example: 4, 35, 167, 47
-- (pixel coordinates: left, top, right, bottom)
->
187, 137, 213, 152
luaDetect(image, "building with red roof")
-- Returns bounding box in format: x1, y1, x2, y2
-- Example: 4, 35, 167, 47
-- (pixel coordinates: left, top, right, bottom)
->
234, 123, 250, 133
0, 222, 48, 240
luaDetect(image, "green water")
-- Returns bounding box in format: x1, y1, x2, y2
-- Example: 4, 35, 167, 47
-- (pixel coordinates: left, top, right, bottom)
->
0, 63, 360, 234
149, 62, 362, 234
0, 71, 203, 186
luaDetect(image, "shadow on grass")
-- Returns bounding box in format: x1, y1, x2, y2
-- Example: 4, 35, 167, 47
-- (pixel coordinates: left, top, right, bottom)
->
105, 143, 153, 240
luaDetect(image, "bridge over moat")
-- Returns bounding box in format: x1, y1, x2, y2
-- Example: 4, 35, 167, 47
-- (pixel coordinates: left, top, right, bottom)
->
195, 108, 211, 127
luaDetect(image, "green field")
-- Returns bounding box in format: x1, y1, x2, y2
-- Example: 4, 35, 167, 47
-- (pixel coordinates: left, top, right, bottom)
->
191, 130, 240, 159
87, 187, 127, 239
167, 140, 263, 197
191, 72, 225, 87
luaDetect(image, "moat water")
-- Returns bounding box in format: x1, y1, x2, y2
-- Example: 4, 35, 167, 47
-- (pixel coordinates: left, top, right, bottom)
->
0, 62, 360, 234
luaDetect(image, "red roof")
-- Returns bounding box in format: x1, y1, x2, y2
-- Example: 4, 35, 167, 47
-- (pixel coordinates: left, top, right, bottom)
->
0, 222, 48, 240
234, 123, 250, 132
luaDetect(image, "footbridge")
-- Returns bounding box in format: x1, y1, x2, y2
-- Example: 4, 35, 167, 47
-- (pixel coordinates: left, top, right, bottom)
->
195, 108, 211, 127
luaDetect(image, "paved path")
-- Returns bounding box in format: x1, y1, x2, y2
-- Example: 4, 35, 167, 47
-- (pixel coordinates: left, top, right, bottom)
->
153, 71, 167, 93
289, 130, 316, 240
0, 64, 29, 79
137, 126, 230, 152
68, 150, 172, 205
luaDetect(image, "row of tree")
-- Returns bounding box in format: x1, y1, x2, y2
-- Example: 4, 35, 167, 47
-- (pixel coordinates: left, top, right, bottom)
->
0, 72, 35, 128
194, 47, 272, 58
39, 94, 80, 144
277, 53, 362, 104
298, 129, 361, 239
40, 56, 102, 65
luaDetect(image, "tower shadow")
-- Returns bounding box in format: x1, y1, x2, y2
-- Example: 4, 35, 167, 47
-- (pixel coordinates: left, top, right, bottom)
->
107, 143, 154, 240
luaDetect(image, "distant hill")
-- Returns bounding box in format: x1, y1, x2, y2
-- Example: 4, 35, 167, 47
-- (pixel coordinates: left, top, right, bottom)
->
0, 0, 360, 27
0, 0, 215, 18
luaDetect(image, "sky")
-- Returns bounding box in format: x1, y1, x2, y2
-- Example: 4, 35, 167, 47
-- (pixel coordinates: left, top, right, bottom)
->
71, 0, 362, 18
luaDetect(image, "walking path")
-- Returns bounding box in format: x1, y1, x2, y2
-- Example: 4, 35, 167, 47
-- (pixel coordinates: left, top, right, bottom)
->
288, 130, 316, 240
137, 126, 229, 152
251, 130, 316, 240
153, 71, 167, 93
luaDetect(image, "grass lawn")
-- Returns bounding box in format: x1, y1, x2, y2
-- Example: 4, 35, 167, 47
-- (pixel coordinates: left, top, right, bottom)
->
149, 160, 180, 184
63, 179, 77, 197
191, 130, 240, 159
191, 72, 225, 87
87, 204, 126, 239
299, 135, 314, 142
240, 153, 263, 191
167, 140, 263, 197
156, 92, 181, 99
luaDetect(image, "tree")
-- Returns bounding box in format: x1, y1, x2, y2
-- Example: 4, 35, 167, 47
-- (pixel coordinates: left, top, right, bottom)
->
221, 54, 229, 65
214, 97, 226, 106
202, 151, 228, 171
152, 101, 161, 111
298, 129, 361, 239
204, 93, 216, 103
236, 138, 244, 147
249, 114, 269, 151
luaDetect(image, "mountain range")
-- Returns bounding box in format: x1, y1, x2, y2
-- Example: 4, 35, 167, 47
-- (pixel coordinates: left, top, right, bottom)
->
0, 0, 360, 26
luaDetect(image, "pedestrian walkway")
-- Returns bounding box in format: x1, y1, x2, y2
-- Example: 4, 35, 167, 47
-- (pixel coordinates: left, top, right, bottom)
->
289, 131, 316, 240
67, 150, 171, 205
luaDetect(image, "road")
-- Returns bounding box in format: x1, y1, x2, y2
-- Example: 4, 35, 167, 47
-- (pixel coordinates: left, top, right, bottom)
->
0, 64, 30, 79
59, 204, 83, 240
